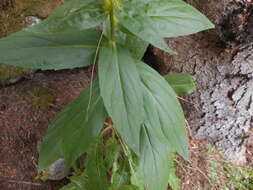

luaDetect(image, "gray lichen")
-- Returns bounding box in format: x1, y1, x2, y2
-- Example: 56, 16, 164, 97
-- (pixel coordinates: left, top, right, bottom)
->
196, 43, 253, 163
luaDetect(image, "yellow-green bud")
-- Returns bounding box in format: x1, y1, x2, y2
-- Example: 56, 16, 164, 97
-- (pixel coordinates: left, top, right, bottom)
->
103, 0, 120, 13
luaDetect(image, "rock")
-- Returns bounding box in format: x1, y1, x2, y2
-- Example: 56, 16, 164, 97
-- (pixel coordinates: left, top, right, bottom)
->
37, 141, 70, 180
0, 64, 34, 86
25, 16, 42, 26
186, 43, 252, 165
44, 158, 70, 181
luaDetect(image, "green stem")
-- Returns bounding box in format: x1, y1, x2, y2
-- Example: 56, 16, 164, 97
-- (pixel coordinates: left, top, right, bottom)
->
109, 7, 115, 41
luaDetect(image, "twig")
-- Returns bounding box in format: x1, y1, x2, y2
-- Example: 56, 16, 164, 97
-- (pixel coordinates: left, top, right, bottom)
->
177, 96, 199, 111
0, 179, 42, 186
185, 119, 193, 137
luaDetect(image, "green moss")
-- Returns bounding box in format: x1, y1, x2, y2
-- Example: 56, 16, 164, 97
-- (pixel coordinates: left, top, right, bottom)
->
0, 0, 64, 37
0, 64, 33, 85
27, 87, 55, 108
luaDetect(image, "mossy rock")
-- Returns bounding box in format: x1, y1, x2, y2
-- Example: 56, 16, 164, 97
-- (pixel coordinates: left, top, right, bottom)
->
0, 64, 34, 85
27, 87, 55, 108
0, 0, 64, 37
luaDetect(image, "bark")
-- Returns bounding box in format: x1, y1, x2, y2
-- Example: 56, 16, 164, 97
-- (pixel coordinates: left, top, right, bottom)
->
150, 0, 253, 164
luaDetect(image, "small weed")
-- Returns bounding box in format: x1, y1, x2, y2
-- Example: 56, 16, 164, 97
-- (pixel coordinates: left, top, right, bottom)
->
207, 146, 253, 190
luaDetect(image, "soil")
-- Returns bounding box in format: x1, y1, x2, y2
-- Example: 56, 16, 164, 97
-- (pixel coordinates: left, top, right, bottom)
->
0, 68, 93, 189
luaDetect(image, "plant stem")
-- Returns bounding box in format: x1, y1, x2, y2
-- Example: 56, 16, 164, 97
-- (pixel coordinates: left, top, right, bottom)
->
109, 0, 116, 42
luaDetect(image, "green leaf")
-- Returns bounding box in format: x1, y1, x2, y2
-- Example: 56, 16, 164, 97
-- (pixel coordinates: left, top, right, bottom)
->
60, 174, 87, 190
0, 29, 100, 70
98, 40, 144, 154
103, 18, 148, 60
62, 176, 87, 190
104, 136, 121, 169
145, 0, 215, 37
60, 184, 77, 190
70, 175, 87, 189
39, 79, 107, 170
117, 10, 176, 54
28, 0, 106, 34
168, 153, 181, 190
164, 73, 196, 96
118, 0, 214, 53
111, 151, 132, 188
110, 185, 140, 190
136, 126, 171, 190
137, 62, 189, 159
64, 136, 122, 190
125, 33, 149, 60
112, 160, 132, 188
85, 139, 110, 190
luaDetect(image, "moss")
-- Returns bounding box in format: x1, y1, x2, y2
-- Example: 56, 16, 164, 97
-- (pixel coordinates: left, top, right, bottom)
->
27, 87, 55, 108
0, 0, 64, 37
0, 64, 33, 85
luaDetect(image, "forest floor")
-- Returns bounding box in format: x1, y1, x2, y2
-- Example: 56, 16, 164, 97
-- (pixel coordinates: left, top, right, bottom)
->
1, 0, 253, 190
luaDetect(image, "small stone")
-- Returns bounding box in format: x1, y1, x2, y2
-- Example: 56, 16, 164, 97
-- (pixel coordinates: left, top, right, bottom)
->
25, 16, 42, 26
44, 158, 70, 181
37, 141, 69, 180
0, 64, 34, 86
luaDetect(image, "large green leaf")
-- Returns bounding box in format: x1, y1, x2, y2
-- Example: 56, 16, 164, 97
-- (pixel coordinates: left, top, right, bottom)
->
136, 126, 171, 190
145, 0, 215, 37
118, 0, 214, 53
164, 73, 196, 96
39, 79, 107, 170
103, 18, 148, 60
28, 0, 105, 34
0, 29, 100, 70
137, 62, 189, 159
98, 40, 144, 154
117, 10, 176, 54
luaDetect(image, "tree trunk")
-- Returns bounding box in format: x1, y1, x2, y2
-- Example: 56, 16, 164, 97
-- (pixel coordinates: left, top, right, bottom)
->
149, 0, 253, 165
